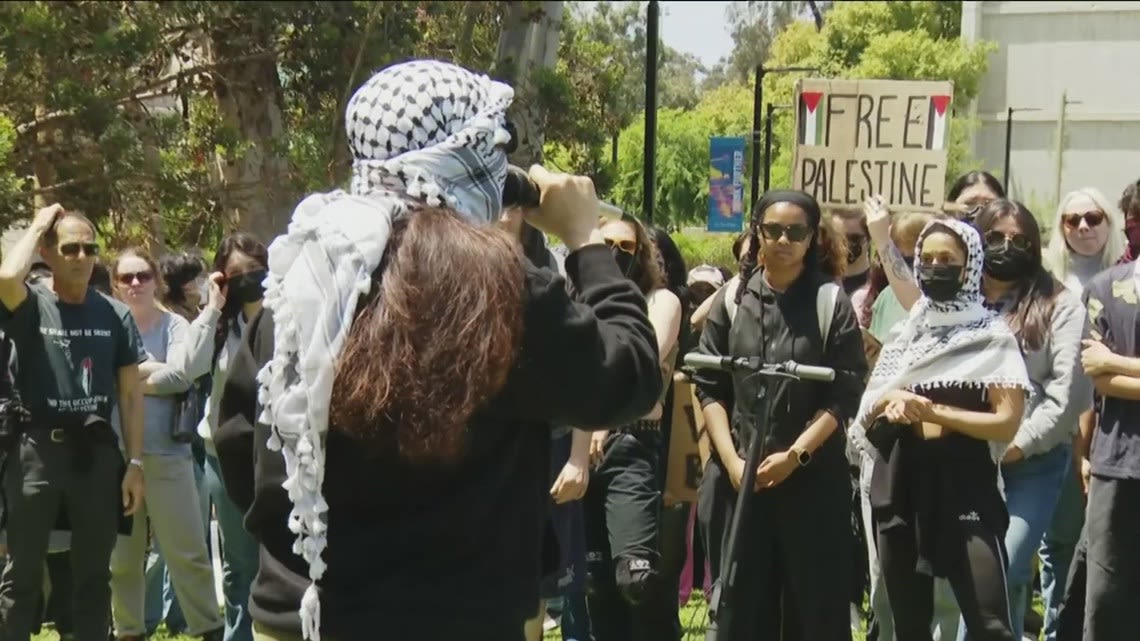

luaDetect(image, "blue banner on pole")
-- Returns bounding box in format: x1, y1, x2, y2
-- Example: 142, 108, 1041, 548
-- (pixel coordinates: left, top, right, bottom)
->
707, 137, 746, 232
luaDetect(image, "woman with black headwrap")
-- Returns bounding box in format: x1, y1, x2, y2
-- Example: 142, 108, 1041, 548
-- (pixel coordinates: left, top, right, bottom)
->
694, 190, 868, 640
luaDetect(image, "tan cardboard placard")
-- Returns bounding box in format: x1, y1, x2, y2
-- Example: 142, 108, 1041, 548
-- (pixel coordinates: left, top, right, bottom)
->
791, 78, 955, 211
665, 377, 704, 505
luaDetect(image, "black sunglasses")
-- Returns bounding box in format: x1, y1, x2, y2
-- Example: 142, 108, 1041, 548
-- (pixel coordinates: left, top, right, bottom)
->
760, 223, 812, 243
983, 231, 1032, 252
1061, 211, 1105, 229
116, 271, 154, 286
59, 242, 99, 258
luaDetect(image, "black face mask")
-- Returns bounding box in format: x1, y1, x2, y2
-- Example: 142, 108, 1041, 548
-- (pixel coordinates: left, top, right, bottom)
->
984, 245, 1034, 282
612, 250, 638, 281
918, 264, 964, 302
226, 269, 266, 307
847, 239, 865, 264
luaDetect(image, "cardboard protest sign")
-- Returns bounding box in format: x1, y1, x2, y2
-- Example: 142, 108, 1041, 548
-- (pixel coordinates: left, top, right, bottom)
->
792, 78, 954, 211
666, 376, 704, 505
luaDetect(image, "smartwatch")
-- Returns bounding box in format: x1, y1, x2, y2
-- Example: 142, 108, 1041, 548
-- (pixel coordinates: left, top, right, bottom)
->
128, 458, 144, 471
792, 447, 811, 467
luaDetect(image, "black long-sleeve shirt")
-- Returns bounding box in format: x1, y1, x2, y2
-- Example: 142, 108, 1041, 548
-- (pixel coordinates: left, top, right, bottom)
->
694, 269, 867, 466
213, 244, 662, 641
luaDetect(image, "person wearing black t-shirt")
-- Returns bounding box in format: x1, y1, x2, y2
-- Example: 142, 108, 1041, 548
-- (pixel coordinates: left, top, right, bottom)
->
1077, 259, 1140, 641
213, 61, 662, 641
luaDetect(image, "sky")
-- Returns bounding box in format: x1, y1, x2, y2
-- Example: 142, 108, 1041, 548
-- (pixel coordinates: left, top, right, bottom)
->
575, 1, 736, 68
658, 1, 736, 68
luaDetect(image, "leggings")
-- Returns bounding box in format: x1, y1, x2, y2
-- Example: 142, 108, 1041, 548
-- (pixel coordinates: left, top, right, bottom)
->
878, 518, 1014, 641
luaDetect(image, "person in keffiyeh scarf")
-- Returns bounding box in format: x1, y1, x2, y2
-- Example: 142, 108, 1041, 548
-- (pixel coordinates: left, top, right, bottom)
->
851, 218, 1031, 641
255, 60, 517, 640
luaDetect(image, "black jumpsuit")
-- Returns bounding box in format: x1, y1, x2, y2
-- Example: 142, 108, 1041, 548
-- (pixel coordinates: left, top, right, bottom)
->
695, 269, 867, 641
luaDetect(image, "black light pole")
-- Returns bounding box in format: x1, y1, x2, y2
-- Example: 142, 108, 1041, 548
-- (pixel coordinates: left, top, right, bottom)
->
750, 65, 819, 211
1003, 106, 1042, 197
643, 0, 660, 225
763, 103, 791, 192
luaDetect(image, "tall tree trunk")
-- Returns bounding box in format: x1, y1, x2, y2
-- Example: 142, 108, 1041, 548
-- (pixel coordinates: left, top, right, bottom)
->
31, 104, 56, 211
495, 1, 563, 167
807, 1, 825, 30
205, 22, 292, 244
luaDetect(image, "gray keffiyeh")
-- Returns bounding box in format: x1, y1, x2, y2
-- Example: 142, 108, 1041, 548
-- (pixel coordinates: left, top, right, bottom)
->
255, 60, 514, 640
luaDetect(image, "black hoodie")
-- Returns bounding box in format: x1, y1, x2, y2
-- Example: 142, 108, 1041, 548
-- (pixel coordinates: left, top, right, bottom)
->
214, 244, 662, 641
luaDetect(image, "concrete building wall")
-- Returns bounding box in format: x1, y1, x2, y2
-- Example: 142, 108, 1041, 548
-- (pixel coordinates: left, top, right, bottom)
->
962, 1, 1140, 215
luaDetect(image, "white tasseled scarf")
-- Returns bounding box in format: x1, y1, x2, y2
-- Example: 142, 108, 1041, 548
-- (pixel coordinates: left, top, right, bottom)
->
850, 218, 1031, 453
255, 60, 514, 641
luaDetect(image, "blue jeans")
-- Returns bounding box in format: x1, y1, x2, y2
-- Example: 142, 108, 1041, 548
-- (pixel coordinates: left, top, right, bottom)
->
961, 444, 1070, 640
205, 453, 257, 641
145, 456, 210, 634
1039, 456, 1085, 641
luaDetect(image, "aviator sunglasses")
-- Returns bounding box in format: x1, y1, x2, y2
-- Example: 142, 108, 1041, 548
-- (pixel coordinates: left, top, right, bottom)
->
59, 242, 99, 258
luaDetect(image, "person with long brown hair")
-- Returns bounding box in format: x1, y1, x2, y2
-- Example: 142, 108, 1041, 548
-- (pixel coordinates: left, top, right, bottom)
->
973, 200, 1091, 640
583, 215, 683, 641
213, 60, 662, 641
172, 232, 266, 641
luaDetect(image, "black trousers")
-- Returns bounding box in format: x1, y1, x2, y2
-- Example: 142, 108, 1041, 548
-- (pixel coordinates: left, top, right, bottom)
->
701, 453, 852, 641
1085, 475, 1140, 641
877, 514, 1013, 641
585, 430, 679, 641
1054, 522, 1086, 641
0, 433, 123, 641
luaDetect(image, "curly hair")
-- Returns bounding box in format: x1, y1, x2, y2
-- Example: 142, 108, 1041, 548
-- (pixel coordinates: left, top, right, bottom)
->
328, 207, 526, 464
816, 215, 848, 281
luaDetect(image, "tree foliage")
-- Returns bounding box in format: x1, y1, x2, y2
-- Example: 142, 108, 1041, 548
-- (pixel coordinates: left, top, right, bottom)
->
0, 1, 511, 249
608, 1, 995, 229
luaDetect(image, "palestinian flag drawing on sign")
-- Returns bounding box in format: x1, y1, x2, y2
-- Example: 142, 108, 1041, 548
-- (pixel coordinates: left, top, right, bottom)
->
926, 95, 952, 150
797, 91, 824, 146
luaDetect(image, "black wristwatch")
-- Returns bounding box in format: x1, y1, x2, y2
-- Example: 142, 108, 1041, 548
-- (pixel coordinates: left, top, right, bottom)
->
792, 447, 812, 467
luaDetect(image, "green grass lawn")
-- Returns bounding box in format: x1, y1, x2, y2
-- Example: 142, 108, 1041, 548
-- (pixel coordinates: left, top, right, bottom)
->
31, 589, 1041, 640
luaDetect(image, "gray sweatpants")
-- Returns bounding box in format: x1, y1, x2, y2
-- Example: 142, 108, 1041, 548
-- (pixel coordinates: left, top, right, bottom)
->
0, 431, 123, 641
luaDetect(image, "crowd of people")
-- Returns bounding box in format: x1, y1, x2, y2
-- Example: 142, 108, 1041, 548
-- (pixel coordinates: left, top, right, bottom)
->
0, 58, 1134, 641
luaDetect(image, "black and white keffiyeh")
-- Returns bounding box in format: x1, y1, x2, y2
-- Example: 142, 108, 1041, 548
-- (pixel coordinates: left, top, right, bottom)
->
255, 60, 513, 641
850, 218, 1030, 447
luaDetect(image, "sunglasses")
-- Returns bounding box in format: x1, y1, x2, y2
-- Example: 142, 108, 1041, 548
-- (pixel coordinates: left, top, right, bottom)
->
760, 223, 812, 242
604, 238, 637, 255
117, 271, 154, 286
59, 242, 99, 258
1061, 211, 1105, 229
983, 231, 1032, 252
846, 233, 866, 245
